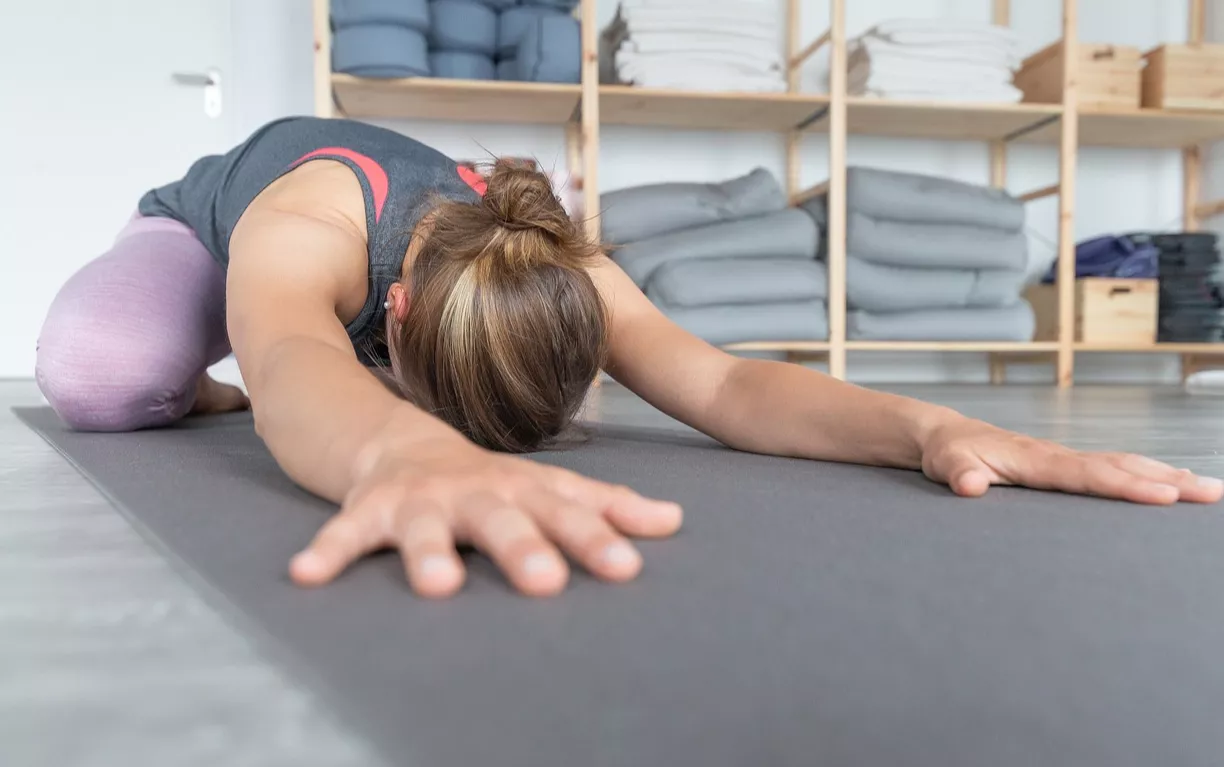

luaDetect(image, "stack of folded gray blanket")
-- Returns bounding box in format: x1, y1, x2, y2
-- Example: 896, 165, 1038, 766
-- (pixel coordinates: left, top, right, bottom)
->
800, 167, 1036, 342
602, 169, 828, 346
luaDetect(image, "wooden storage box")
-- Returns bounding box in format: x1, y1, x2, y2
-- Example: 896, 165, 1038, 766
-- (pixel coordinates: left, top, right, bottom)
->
1015, 42, 1142, 109
1026, 278, 1158, 344
1142, 43, 1224, 111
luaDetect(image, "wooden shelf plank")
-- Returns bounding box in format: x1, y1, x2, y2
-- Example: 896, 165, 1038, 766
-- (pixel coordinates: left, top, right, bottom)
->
830, 98, 1063, 142
330, 75, 1224, 148
1018, 107, 1224, 148
333, 75, 581, 124
846, 341, 1061, 352
1075, 342, 1224, 353
723, 341, 830, 352
599, 86, 825, 131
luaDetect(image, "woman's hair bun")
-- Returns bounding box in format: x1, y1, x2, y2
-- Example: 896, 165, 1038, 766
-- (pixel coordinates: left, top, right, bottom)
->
481, 159, 571, 240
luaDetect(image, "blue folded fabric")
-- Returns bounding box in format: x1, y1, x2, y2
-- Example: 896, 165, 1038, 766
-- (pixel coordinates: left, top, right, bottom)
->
430, 51, 496, 80
331, 0, 430, 31
475, 0, 518, 7
429, 0, 497, 56
523, 0, 578, 8
517, 13, 580, 83
497, 58, 521, 80
333, 25, 431, 77
497, 5, 562, 58
1041, 235, 1160, 283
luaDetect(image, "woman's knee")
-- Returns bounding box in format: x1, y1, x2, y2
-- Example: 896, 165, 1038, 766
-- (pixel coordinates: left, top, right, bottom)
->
35, 326, 199, 432
33, 218, 224, 431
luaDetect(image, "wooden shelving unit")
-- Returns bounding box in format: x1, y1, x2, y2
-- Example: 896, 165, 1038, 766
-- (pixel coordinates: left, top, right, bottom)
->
312, 0, 1224, 386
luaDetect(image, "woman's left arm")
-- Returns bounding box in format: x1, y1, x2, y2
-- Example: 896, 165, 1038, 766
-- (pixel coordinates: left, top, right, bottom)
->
592, 258, 1223, 505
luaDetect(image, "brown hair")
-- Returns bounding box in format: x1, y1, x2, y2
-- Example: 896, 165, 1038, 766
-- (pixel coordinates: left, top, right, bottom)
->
387, 160, 608, 453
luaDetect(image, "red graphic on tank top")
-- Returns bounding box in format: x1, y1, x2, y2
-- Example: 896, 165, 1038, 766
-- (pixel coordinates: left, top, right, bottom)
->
289, 147, 389, 222
457, 166, 488, 196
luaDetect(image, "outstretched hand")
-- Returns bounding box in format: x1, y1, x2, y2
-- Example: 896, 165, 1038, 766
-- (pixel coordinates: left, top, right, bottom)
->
288, 441, 683, 598
921, 417, 1224, 505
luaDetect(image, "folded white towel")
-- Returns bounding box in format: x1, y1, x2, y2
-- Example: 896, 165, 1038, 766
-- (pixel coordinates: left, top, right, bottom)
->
621, 7, 778, 35
848, 66, 1022, 102
620, 52, 779, 80
871, 18, 1020, 45
848, 53, 1014, 89
851, 86, 1024, 103
852, 35, 1019, 71
621, 32, 781, 67
624, 18, 778, 44
619, 45, 780, 74
618, 59, 786, 92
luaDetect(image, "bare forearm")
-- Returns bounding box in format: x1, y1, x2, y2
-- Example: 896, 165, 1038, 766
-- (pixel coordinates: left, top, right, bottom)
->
708, 359, 962, 469
248, 337, 468, 502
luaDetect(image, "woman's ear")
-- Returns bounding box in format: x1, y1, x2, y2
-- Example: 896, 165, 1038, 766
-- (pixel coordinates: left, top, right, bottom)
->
387, 282, 410, 323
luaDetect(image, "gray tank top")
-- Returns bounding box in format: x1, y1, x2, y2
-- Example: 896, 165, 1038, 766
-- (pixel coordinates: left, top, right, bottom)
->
138, 116, 485, 365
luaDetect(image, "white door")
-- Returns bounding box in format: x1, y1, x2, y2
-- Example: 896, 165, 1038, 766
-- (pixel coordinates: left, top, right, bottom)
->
0, 0, 234, 378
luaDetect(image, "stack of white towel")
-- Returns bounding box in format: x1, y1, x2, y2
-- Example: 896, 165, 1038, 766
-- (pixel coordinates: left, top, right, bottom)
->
846, 19, 1022, 102
602, 0, 786, 92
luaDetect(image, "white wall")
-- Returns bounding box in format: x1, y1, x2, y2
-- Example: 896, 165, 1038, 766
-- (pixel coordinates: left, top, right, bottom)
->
0, 0, 234, 381
3, 0, 1218, 385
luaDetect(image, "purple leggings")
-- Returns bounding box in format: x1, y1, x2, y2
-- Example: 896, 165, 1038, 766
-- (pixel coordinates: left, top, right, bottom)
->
36, 215, 231, 431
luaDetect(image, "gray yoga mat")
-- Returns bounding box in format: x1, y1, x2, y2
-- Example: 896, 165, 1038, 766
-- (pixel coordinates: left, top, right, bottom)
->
16, 406, 1224, 767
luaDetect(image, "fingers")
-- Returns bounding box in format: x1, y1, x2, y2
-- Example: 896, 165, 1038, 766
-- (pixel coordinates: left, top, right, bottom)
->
291, 507, 389, 587
1062, 456, 1180, 506
1110, 454, 1224, 505
395, 512, 466, 599
458, 497, 569, 597
528, 491, 643, 583
551, 471, 683, 538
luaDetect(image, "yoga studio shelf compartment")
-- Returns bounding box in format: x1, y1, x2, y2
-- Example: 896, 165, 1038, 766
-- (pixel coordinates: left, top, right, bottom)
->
311, 0, 1224, 387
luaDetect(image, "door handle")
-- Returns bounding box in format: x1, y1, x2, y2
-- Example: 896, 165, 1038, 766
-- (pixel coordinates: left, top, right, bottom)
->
171, 67, 223, 118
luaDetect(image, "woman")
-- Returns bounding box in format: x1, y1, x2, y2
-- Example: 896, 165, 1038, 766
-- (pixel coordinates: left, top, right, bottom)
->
35, 116, 1222, 599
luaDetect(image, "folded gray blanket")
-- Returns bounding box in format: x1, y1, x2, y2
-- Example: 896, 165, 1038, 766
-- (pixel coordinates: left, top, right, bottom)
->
847, 257, 1027, 312
647, 259, 828, 309
659, 301, 829, 346
613, 209, 819, 287
847, 166, 1024, 231
600, 168, 787, 245
847, 302, 1035, 342
847, 212, 1029, 271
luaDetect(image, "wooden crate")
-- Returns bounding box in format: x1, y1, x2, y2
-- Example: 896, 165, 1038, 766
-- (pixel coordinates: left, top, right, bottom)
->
1015, 42, 1142, 109
1026, 278, 1158, 344
1142, 43, 1224, 111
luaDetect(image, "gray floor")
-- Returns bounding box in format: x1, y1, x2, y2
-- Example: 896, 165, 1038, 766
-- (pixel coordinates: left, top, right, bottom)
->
4, 379, 1223, 767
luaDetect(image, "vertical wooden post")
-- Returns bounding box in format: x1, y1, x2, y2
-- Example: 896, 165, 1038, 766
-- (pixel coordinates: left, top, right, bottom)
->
313, 0, 334, 118
580, 0, 601, 246
783, 0, 808, 365
580, 0, 602, 388
1190, 0, 1206, 44
565, 121, 583, 224
1055, 0, 1079, 388
1185, 145, 1202, 232
785, 0, 802, 199
826, 0, 848, 380
1181, 0, 1206, 378
993, 0, 1011, 26
987, 0, 1011, 385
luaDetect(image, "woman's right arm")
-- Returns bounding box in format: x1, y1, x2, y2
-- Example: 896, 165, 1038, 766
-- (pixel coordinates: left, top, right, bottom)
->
225, 213, 681, 598
226, 212, 459, 502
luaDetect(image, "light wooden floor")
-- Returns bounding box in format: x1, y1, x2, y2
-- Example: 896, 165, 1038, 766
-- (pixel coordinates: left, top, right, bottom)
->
4, 378, 1224, 767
